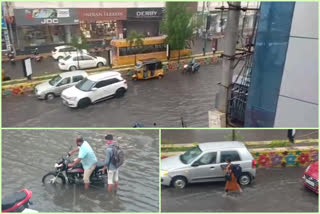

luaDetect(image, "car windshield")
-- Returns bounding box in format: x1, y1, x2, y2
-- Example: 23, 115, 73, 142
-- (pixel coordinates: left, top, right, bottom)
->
63, 55, 72, 61
180, 146, 202, 164
49, 75, 62, 86
75, 78, 96, 92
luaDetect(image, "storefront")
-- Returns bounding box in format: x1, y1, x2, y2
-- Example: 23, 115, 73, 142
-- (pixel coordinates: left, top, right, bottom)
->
76, 8, 127, 41
14, 8, 80, 50
125, 8, 164, 38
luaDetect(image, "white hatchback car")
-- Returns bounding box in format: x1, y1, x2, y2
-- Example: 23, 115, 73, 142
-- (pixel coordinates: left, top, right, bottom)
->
51, 45, 88, 60
61, 71, 127, 108
34, 70, 88, 100
58, 54, 107, 71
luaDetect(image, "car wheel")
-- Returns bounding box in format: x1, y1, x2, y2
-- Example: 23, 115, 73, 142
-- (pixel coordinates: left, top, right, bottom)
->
238, 173, 251, 186
115, 88, 126, 98
97, 62, 104, 68
172, 176, 187, 189
45, 93, 55, 100
70, 66, 77, 71
77, 98, 91, 108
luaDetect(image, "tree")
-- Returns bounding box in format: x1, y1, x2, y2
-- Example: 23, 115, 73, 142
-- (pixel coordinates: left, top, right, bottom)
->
161, 2, 195, 61
71, 35, 89, 69
126, 31, 145, 64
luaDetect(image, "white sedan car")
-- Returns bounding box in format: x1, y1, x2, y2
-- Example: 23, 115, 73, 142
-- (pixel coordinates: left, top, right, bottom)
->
51, 45, 88, 60
58, 54, 107, 71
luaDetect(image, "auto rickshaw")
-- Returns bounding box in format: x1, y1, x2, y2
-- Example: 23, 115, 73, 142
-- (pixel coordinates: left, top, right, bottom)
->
132, 58, 164, 80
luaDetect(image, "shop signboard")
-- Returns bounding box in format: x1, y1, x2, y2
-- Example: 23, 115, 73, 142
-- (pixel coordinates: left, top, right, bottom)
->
77, 8, 127, 22
127, 8, 164, 19
2, 17, 7, 29
14, 8, 79, 25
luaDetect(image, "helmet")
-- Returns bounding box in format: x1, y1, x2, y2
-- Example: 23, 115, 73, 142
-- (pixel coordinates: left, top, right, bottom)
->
105, 134, 113, 140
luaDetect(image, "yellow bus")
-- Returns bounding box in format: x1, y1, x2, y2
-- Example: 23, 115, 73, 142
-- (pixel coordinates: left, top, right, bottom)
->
110, 36, 192, 66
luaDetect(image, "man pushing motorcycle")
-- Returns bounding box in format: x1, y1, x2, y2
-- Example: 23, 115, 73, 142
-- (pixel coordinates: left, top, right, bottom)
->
68, 136, 97, 190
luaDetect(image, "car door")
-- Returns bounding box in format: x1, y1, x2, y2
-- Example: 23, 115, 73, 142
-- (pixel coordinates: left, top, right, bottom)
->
81, 55, 95, 69
55, 77, 72, 94
188, 152, 222, 183
90, 79, 112, 102
72, 56, 84, 69
218, 150, 242, 172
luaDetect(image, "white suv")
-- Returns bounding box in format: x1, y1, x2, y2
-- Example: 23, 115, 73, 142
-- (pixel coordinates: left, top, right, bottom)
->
52, 45, 88, 60
61, 71, 127, 108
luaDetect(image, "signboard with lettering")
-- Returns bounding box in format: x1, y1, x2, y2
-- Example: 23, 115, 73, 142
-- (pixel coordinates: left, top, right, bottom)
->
14, 8, 79, 26
127, 8, 163, 19
77, 8, 127, 22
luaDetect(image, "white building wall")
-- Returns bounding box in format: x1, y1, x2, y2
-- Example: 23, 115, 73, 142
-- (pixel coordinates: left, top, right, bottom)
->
274, 2, 318, 127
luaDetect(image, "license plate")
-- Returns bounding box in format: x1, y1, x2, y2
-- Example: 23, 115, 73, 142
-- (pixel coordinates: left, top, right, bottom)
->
306, 179, 315, 187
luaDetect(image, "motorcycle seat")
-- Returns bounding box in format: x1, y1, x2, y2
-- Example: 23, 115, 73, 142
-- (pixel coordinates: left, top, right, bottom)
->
96, 161, 105, 169
2, 191, 27, 210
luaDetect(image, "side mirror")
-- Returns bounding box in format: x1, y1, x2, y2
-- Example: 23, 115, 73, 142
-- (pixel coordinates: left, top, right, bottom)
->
91, 87, 97, 91
192, 162, 200, 167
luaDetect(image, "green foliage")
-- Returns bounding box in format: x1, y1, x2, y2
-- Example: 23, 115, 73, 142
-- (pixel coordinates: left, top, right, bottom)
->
126, 31, 145, 49
161, 2, 195, 51
269, 140, 291, 148
71, 35, 89, 52
224, 131, 245, 141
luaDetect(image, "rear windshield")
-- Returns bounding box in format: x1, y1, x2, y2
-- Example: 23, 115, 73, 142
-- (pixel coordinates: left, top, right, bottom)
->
63, 55, 72, 61
180, 146, 202, 164
53, 48, 57, 52
75, 78, 96, 92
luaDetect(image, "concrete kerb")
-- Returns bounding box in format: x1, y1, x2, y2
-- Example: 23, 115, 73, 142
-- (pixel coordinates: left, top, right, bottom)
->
2, 52, 221, 96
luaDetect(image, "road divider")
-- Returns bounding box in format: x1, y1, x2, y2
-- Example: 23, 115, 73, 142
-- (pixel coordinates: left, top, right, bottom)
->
161, 140, 318, 168
2, 53, 221, 97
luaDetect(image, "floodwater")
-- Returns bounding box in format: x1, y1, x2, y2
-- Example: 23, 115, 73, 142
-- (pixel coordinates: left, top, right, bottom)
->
2, 129, 159, 212
3, 63, 223, 127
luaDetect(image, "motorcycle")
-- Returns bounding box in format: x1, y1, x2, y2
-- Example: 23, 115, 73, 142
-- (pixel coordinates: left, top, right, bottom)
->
42, 153, 106, 185
31, 48, 42, 62
2, 189, 38, 212
6, 51, 16, 65
183, 61, 200, 73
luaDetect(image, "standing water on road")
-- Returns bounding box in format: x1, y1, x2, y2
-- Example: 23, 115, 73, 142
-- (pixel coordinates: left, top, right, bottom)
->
2, 129, 159, 212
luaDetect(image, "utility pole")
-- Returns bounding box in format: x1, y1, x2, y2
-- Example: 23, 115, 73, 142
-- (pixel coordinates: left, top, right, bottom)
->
202, 1, 206, 55
208, 2, 241, 127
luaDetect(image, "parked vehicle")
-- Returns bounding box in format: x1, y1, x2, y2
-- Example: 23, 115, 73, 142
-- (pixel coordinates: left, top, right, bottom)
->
6, 51, 16, 64
161, 141, 256, 189
132, 58, 164, 80
302, 161, 318, 194
183, 60, 200, 73
2, 189, 38, 212
58, 54, 107, 71
31, 48, 42, 62
42, 153, 106, 185
34, 70, 88, 100
51, 45, 88, 60
61, 71, 127, 108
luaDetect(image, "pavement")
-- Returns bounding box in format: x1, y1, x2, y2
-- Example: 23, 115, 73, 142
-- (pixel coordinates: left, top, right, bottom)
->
161, 167, 318, 212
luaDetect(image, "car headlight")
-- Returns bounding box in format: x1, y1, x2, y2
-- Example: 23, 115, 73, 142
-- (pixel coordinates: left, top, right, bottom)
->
161, 170, 168, 176
68, 97, 77, 101
183, 64, 188, 68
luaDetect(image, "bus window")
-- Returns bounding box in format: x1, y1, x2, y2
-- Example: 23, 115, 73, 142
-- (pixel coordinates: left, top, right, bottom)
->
119, 48, 127, 56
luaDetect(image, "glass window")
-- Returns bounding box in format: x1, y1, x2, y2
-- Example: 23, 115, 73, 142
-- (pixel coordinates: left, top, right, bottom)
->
95, 78, 119, 88
49, 75, 62, 86
196, 152, 217, 165
72, 75, 84, 83
220, 151, 241, 163
82, 56, 93, 61
73, 56, 82, 61
57, 77, 71, 86
75, 78, 95, 92
180, 146, 203, 164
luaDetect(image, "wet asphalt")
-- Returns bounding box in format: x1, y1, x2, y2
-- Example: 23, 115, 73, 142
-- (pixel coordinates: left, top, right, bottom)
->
2, 63, 223, 128
161, 167, 318, 212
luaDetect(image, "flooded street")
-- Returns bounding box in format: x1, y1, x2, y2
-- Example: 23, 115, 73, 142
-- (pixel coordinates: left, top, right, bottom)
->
3, 63, 222, 128
161, 168, 318, 212
2, 129, 159, 212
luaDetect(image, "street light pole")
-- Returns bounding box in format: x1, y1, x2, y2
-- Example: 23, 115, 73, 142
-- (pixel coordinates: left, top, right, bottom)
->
216, 2, 241, 114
